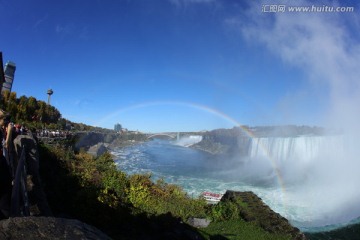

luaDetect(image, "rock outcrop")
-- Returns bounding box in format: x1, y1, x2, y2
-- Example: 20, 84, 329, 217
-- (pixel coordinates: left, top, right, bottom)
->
74, 132, 116, 152
191, 128, 251, 156
221, 190, 307, 240
87, 143, 108, 157
188, 217, 211, 228
0, 216, 111, 239
73, 131, 147, 155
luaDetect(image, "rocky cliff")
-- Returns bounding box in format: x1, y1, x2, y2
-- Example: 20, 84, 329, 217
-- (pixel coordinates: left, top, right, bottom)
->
73, 131, 147, 157
0, 217, 111, 239
192, 128, 250, 156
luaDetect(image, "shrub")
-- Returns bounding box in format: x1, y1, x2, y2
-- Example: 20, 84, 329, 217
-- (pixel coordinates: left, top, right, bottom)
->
210, 201, 240, 222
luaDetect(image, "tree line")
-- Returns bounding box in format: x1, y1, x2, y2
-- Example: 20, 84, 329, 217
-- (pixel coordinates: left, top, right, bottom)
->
0, 91, 111, 132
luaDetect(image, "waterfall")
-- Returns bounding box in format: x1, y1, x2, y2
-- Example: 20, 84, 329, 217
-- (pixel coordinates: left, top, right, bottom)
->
175, 135, 203, 147
248, 135, 344, 164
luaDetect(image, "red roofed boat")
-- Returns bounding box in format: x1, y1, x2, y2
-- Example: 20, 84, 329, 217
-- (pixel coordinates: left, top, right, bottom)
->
202, 191, 223, 203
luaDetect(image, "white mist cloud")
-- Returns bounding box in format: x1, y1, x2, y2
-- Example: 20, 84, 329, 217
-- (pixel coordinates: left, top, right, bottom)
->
237, 0, 360, 132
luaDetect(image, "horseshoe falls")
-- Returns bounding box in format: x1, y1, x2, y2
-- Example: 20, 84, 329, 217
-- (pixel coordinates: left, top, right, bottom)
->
113, 134, 360, 232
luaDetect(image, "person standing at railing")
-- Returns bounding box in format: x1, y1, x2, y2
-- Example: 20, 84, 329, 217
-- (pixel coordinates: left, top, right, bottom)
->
0, 111, 18, 179
0, 109, 12, 218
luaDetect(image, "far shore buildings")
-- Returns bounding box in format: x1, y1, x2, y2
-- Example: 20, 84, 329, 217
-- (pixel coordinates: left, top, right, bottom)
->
114, 123, 122, 132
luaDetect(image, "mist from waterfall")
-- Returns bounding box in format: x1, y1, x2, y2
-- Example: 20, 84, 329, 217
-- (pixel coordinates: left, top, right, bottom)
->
169, 131, 360, 228
230, 134, 360, 229
172, 132, 360, 228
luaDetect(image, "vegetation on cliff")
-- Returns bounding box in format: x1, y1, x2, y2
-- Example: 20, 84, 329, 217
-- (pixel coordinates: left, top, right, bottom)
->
39, 142, 206, 239
37, 138, 299, 239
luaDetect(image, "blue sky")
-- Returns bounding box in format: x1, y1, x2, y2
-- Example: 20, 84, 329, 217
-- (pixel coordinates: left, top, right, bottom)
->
1, 0, 359, 132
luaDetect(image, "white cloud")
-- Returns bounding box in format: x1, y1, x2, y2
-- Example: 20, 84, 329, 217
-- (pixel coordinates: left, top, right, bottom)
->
55, 24, 74, 35
55, 23, 89, 41
33, 14, 48, 29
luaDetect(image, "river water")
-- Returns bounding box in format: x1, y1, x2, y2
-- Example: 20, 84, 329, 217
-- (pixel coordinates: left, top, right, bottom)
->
112, 136, 360, 232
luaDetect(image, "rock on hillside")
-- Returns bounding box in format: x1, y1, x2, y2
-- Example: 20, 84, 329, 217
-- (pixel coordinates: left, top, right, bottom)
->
0, 217, 111, 239
87, 143, 108, 157
74, 132, 116, 151
192, 130, 250, 156
222, 190, 307, 240
73, 131, 148, 155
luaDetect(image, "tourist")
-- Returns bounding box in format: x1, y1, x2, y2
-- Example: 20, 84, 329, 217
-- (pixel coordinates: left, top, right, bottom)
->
0, 109, 12, 218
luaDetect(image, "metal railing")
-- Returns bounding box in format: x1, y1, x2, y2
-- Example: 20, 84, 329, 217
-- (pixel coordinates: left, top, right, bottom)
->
10, 147, 30, 217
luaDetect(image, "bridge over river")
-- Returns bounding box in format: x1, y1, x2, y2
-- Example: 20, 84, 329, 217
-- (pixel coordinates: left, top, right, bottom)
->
146, 132, 204, 140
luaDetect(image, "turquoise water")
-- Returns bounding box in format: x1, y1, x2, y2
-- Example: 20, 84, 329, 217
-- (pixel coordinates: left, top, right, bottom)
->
113, 138, 359, 232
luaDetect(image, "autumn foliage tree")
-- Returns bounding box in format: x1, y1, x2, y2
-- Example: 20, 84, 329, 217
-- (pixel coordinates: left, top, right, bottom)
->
0, 90, 62, 129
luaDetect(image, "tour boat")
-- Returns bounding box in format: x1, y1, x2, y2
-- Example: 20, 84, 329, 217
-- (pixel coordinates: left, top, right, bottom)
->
202, 191, 223, 203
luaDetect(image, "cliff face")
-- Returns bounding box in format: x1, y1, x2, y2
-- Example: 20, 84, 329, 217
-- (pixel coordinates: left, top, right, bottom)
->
73, 131, 147, 156
192, 129, 250, 156
74, 131, 116, 151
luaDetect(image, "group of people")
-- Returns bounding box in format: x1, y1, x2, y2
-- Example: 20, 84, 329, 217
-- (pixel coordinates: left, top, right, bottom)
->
0, 109, 52, 218
0, 109, 37, 218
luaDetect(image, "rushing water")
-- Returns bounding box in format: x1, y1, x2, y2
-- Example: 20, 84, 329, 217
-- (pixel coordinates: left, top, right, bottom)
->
113, 136, 360, 232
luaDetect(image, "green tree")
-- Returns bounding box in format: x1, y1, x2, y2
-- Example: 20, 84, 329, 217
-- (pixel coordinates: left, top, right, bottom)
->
17, 95, 28, 121
27, 96, 38, 120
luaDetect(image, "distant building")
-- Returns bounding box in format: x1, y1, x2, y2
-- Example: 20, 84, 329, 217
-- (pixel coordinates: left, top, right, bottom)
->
0, 52, 5, 94
2, 61, 16, 93
114, 123, 122, 132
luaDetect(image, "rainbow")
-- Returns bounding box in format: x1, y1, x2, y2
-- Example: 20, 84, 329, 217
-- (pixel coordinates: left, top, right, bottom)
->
97, 100, 289, 213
